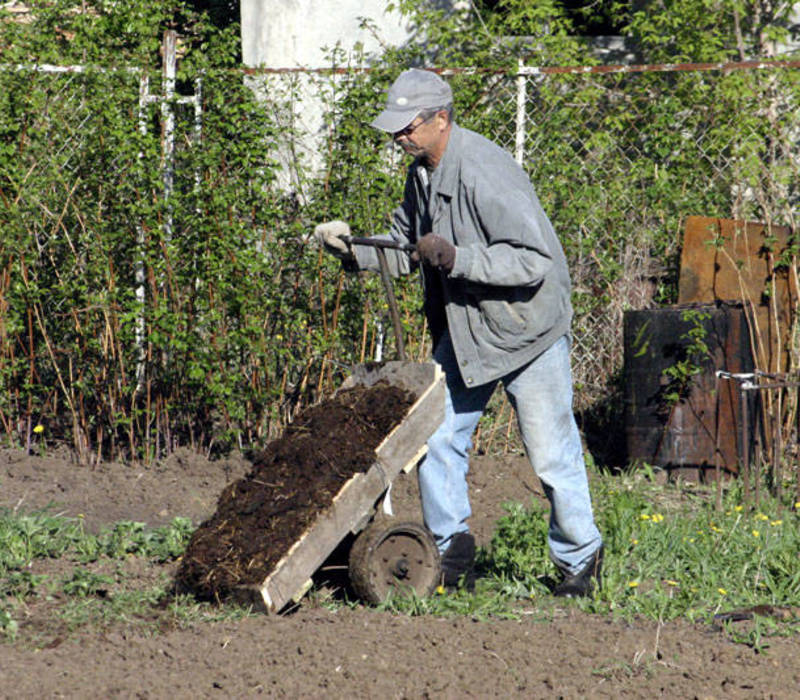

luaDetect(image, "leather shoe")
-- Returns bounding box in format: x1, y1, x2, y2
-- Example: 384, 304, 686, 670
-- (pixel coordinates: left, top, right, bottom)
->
440, 532, 476, 589
553, 545, 603, 598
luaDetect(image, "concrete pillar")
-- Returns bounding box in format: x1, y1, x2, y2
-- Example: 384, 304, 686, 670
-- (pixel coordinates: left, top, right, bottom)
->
240, 0, 413, 69
239, 1, 463, 191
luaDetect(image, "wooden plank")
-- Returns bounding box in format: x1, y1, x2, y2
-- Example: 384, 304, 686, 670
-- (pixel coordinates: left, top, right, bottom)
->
678, 215, 797, 373
259, 468, 388, 612
375, 364, 444, 459
375, 376, 444, 478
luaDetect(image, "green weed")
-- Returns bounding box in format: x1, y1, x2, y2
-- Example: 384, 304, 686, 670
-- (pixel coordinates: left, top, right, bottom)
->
162, 593, 257, 626
0, 604, 18, 640
344, 471, 800, 650
59, 585, 166, 631
0, 508, 86, 572
0, 570, 50, 599
4, 472, 800, 650
61, 568, 115, 598
582, 479, 800, 622
78, 517, 194, 562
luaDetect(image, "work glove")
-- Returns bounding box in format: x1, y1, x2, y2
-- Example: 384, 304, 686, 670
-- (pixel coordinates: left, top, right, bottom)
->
313, 220, 354, 260
413, 233, 456, 272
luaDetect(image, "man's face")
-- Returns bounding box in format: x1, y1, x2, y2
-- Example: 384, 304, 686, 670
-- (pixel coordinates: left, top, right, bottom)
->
393, 110, 449, 165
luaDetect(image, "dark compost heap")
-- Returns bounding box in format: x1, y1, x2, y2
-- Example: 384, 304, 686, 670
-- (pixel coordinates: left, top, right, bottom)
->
176, 381, 416, 601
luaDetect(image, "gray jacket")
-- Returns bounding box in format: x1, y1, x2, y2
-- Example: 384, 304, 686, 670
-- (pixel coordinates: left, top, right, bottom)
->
353, 123, 572, 387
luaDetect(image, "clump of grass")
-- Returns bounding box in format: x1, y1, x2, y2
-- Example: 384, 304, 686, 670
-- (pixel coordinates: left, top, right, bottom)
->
0, 508, 87, 572
583, 473, 800, 623
0, 507, 255, 641
0, 508, 195, 573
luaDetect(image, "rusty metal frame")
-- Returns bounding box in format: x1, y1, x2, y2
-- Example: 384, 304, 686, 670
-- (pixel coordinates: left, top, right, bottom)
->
715, 370, 800, 510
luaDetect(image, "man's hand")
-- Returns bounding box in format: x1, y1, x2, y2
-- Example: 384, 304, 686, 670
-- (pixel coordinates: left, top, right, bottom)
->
414, 233, 456, 272
314, 220, 354, 260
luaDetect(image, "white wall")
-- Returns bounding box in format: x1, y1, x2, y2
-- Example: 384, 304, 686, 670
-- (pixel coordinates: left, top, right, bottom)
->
240, 0, 415, 69
240, 1, 427, 191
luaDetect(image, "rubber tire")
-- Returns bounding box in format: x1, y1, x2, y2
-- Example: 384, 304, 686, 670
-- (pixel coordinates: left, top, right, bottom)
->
349, 519, 441, 605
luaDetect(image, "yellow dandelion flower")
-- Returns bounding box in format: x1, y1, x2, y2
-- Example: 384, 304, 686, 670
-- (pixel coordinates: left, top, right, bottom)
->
628, 581, 639, 588
33, 424, 44, 434
651, 514, 665, 523
770, 520, 782, 526
718, 587, 727, 595
711, 525, 722, 533
639, 514, 651, 520
665, 580, 679, 586
734, 505, 743, 512
436, 585, 445, 595
755, 513, 769, 521
631, 539, 639, 545
795, 502, 800, 510
752, 530, 760, 537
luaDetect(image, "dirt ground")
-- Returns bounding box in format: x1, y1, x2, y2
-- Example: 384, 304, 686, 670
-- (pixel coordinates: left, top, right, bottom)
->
1, 445, 799, 699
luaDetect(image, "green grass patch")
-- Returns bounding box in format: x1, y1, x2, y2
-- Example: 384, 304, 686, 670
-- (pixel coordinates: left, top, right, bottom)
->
3, 471, 800, 647
0, 507, 196, 574
0, 507, 217, 640
376, 470, 800, 646
584, 473, 800, 622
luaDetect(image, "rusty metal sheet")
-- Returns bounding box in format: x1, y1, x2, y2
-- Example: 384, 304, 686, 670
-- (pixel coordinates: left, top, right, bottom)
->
624, 304, 753, 475
678, 215, 797, 374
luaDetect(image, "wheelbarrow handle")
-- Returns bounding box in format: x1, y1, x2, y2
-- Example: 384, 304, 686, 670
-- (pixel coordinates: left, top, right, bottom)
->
344, 236, 416, 253
342, 235, 409, 360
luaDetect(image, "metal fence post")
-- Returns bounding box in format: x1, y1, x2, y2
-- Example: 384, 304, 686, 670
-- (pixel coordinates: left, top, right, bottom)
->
162, 29, 177, 242
515, 58, 526, 166
135, 73, 151, 396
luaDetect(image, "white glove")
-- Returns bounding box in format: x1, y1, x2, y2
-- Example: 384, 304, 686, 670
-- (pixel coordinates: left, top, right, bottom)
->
313, 220, 353, 260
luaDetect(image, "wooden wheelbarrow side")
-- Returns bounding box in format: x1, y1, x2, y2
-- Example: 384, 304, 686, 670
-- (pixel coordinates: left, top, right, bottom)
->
231, 361, 445, 614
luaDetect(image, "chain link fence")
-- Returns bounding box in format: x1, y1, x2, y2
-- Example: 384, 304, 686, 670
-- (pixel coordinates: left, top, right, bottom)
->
1, 56, 798, 460
256, 61, 800, 407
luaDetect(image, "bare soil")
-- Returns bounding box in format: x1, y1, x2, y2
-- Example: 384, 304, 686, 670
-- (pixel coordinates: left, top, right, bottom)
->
1, 444, 799, 698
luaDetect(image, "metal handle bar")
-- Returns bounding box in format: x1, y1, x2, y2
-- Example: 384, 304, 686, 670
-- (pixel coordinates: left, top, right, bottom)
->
345, 236, 416, 253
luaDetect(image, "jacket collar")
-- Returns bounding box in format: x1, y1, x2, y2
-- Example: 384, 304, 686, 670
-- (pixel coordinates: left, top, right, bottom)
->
414, 122, 463, 200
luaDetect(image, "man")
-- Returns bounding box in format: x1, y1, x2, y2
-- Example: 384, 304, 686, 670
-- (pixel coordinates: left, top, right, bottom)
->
315, 68, 603, 597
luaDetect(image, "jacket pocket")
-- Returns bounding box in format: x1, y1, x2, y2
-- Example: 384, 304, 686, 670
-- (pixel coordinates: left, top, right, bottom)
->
479, 299, 525, 337
466, 281, 563, 350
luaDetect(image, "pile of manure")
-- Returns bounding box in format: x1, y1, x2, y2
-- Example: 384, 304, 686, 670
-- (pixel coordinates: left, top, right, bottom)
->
176, 381, 416, 601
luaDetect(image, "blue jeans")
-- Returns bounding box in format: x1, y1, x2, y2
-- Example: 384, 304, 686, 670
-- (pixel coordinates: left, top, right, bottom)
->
418, 332, 603, 575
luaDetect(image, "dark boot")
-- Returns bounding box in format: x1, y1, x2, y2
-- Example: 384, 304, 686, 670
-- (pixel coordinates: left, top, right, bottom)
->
440, 532, 476, 589
553, 545, 603, 598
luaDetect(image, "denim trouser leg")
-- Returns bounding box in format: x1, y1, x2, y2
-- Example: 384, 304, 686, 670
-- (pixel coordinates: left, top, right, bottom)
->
418, 333, 602, 574
504, 336, 603, 575
418, 333, 496, 552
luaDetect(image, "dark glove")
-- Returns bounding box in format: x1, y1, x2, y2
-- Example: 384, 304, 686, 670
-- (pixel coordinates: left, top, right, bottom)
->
414, 233, 456, 272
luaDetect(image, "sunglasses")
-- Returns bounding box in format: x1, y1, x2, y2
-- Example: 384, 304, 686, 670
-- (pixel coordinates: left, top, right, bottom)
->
394, 111, 438, 137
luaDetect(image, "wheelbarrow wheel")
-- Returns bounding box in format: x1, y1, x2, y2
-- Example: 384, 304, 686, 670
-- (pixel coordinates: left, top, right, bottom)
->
349, 520, 441, 605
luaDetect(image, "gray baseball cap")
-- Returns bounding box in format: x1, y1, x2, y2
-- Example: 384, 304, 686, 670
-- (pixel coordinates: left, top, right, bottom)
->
370, 68, 453, 133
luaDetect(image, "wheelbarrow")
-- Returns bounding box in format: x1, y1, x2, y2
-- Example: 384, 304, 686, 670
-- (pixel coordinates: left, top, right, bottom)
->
231, 360, 445, 613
